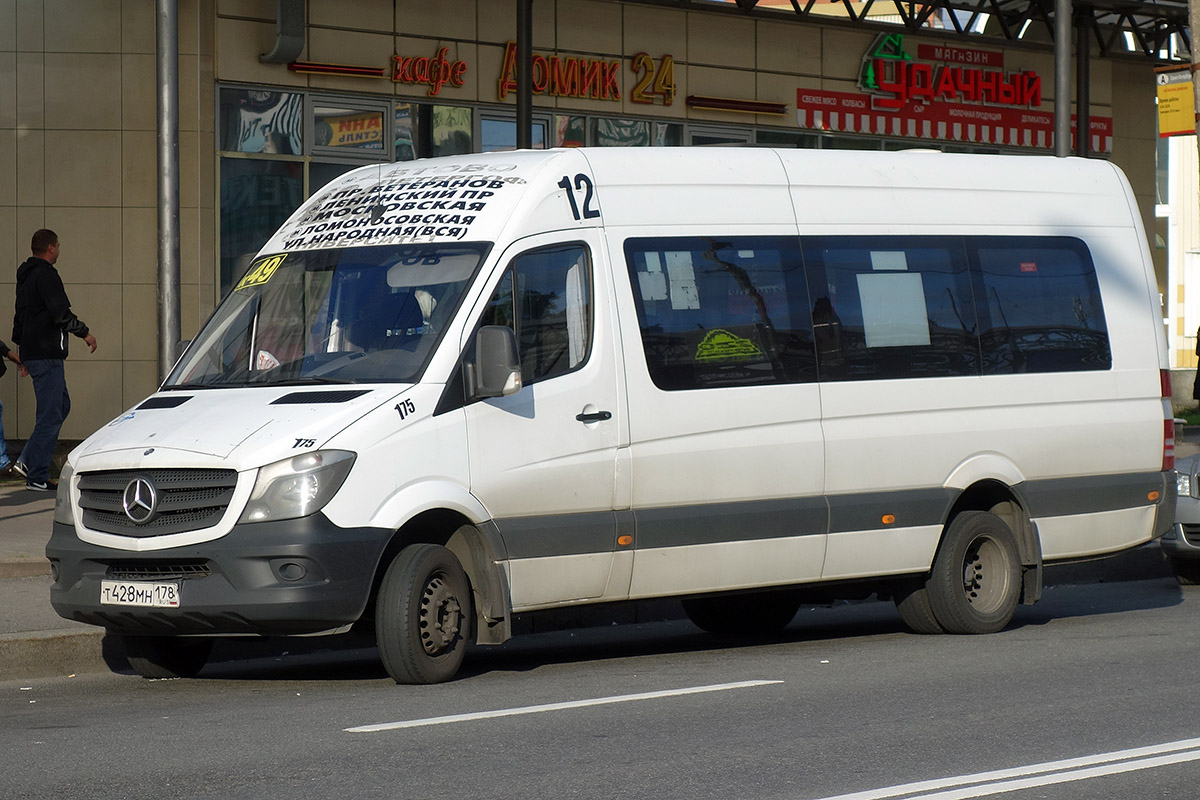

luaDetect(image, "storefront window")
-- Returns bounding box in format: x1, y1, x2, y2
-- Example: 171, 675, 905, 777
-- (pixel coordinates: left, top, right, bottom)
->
310, 162, 363, 195
481, 116, 547, 151
219, 158, 303, 295
219, 88, 303, 155
554, 115, 586, 147
428, 105, 473, 156
756, 130, 820, 149
590, 118, 681, 147
313, 104, 386, 152
395, 105, 416, 161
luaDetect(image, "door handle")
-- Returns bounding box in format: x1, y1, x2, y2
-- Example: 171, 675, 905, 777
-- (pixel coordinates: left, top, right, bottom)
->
576, 410, 612, 423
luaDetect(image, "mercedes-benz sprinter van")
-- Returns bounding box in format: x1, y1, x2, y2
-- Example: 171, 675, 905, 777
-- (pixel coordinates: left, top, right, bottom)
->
46, 148, 1175, 683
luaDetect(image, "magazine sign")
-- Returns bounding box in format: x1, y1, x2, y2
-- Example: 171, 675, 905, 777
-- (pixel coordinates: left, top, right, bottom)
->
796, 34, 1112, 153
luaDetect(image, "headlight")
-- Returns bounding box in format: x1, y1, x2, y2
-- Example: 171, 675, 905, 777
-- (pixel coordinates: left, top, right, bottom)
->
239, 450, 356, 523
1178, 471, 1193, 499
53, 462, 74, 525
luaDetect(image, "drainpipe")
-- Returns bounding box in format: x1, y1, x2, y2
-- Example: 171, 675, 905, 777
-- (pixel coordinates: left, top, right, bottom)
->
517, 0, 533, 149
157, 0, 181, 381
1075, 9, 1091, 157
1054, 0, 1071, 156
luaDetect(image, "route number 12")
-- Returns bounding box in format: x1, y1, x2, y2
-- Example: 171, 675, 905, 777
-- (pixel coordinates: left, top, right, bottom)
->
558, 174, 601, 221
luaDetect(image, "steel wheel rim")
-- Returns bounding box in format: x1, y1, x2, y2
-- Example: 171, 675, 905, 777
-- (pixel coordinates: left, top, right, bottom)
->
418, 572, 462, 656
960, 535, 1011, 614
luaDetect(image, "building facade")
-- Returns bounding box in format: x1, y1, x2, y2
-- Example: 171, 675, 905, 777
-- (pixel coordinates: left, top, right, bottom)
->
0, 0, 1161, 440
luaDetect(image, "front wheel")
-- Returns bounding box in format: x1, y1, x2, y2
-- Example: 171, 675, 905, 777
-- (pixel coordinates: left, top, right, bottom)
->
119, 635, 212, 679
375, 544, 471, 684
926, 511, 1021, 634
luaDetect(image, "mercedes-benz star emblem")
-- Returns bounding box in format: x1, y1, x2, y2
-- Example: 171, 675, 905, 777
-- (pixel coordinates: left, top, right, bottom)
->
122, 478, 158, 524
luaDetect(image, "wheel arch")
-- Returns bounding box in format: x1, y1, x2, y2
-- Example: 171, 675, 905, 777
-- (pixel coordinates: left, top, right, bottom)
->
944, 479, 1043, 604
367, 509, 513, 646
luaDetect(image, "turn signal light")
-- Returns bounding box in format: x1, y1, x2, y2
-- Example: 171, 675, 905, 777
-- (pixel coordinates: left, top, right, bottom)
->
881, 514, 896, 525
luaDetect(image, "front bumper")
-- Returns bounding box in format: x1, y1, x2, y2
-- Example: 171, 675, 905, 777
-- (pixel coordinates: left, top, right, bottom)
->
46, 514, 393, 636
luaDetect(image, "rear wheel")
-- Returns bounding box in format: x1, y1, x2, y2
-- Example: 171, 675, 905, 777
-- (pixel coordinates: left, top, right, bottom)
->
1170, 557, 1200, 586
926, 511, 1021, 634
120, 635, 212, 679
375, 544, 471, 684
682, 590, 801, 636
893, 580, 944, 634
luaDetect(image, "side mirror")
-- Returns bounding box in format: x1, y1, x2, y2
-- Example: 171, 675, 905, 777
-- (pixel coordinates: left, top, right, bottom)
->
469, 325, 522, 399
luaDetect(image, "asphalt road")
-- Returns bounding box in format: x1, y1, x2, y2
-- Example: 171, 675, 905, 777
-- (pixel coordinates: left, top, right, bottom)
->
3, 578, 1199, 800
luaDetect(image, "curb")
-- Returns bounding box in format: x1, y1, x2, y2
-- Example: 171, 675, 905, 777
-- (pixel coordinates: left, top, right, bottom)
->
0, 559, 50, 580
0, 628, 108, 680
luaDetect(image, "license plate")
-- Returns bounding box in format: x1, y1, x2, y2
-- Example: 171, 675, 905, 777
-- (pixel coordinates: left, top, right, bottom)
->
100, 580, 181, 608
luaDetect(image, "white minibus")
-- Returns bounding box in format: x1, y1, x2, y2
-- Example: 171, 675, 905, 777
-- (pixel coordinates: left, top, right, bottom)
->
46, 148, 1175, 683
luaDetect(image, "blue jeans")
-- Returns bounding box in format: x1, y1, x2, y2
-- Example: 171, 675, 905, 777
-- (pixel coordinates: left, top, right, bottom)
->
19, 359, 70, 484
0, 394, 9, 471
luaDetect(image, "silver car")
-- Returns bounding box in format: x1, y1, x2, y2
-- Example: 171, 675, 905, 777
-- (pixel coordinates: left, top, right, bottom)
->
1163, 451, 1200, 584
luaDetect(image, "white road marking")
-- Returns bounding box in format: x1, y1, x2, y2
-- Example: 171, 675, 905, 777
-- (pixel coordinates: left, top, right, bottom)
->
809, 736, 1200, 800
345, 679, 783, 733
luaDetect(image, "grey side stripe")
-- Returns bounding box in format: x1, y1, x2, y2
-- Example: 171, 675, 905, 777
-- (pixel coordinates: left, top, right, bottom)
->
491, 471, 1165, 559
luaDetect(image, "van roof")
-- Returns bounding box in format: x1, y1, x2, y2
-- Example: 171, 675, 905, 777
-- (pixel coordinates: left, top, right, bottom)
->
260, 148, 1135, 254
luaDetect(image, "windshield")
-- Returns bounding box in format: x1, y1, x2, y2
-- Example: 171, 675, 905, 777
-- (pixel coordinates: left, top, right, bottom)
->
167, 243, 488, 387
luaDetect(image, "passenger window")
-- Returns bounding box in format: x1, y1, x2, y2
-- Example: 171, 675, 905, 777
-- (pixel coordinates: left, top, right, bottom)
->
969, 237, 1111, 373
482, 245, 593, 386
801, 237, 978, 381
624, 237, 815, 390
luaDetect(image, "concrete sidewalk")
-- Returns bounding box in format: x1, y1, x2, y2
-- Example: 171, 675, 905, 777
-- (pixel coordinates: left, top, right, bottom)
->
1, 439, 1191, 682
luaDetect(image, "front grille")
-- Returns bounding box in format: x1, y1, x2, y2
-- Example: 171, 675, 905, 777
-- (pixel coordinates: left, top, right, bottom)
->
1182, 524, 1200, 547
79, 468, 238, 538
107, 562, 212, 581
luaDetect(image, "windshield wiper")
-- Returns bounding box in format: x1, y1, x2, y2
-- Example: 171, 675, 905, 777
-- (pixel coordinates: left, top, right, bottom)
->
258, 377, 358, 386
161, 382, 225, 391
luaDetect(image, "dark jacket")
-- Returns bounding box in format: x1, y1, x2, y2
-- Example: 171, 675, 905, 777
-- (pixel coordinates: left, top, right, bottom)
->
13, 257, 89, 360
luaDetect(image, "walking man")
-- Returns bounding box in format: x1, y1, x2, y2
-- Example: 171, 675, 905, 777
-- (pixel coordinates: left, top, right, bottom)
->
13, 229, 97, 491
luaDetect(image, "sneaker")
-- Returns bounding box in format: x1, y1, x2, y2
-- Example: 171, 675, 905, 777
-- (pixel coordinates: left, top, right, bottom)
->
26, 479, 56, 492
12, 461, 28, 478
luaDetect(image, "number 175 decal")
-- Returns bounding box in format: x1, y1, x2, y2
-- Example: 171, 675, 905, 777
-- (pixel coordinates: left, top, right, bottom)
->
558, 174, 601, 221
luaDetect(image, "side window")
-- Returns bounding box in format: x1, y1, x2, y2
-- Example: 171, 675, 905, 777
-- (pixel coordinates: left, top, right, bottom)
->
482, 244, 593, 386
969, 236, 1110, 373
624, 236, 815, 390
801, 236, 978, 381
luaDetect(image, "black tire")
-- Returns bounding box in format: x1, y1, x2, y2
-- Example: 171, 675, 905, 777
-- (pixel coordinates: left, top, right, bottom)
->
120, 635, 212, 679
681, 590, 801, 636
893, 580, 944, 634
926, 511, 1022, 634
376, 544, 471, 684
1170, 557, 1200, 586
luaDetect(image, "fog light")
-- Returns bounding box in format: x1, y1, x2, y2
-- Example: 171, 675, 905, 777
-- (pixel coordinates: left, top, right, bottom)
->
278, 562, 307, 582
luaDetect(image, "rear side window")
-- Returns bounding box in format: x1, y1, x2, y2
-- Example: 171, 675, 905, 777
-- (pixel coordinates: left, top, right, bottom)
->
970, 236, 1111, 373
625, 237, 815, 390
801, 236, 978, 380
